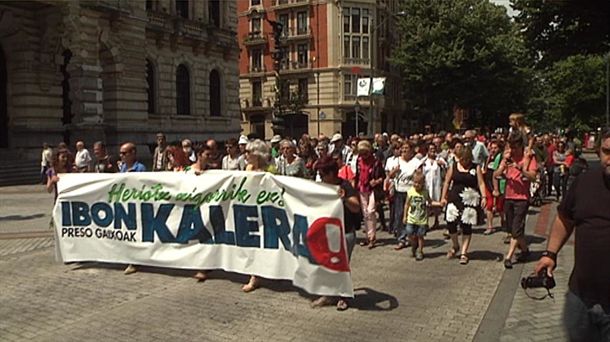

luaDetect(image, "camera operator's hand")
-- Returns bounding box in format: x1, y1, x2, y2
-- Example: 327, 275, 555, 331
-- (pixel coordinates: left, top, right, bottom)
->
534, 257, 555, 278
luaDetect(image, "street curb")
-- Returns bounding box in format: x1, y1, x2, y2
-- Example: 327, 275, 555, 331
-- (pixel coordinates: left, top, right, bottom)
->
472, 203, 550, 342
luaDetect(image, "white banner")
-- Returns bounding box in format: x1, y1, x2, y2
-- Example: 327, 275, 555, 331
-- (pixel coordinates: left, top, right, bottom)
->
357, 78, 371, 96
53, 171, 353, 297
371, 77, 386, 95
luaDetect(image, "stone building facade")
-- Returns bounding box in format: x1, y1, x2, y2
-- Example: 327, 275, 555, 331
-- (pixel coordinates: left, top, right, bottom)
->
0, 0, 240, 159
237, 0, 405, 140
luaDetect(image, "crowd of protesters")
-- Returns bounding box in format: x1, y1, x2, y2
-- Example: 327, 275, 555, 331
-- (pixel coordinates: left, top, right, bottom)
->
41, 113, 604, 311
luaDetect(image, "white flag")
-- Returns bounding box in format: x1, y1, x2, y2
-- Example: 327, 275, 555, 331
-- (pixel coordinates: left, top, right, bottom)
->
371, 77, 386, 95
356, 78, 371, 96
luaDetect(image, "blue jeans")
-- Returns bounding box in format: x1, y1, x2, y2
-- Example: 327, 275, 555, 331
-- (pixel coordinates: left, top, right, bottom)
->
564, 291, 610, 341
392, 191, 407, 237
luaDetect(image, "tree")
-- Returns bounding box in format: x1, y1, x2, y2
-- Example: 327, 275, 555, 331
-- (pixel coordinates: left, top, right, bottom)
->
511, 0, 610, 67
392, 0, 530, 129
543, 54, 606, 131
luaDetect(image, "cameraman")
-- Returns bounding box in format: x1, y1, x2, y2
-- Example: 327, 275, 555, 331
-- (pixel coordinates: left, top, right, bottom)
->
535, 128, 610, 341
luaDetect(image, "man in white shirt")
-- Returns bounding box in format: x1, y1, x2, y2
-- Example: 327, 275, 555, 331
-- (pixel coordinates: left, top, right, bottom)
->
329, 133, 352, 164
41, 142, 53, 183
74, 141, 92, 172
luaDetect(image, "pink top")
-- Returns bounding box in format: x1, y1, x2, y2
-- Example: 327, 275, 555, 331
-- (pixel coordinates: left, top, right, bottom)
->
504, 156, 537, 200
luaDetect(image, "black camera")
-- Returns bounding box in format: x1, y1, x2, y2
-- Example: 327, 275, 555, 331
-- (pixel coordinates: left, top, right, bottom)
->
521, 271, 556, 290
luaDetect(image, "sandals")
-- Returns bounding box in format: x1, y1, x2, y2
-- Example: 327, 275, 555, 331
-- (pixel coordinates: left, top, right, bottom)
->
483, 228, 495, 235
447, 246, 459, 259
311, 296, 334, 308
459, 254, 469, 265
368, 240, 376, 249
193, 271, 208, 282
394, 242, 406, 251
242, 277, 260, 293
336, 299, 348, 311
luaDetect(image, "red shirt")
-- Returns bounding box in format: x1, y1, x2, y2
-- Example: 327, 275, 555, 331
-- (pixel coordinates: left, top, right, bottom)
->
545, 144, 556, 167
504, 156, 537, 200
338, 165, 355, 181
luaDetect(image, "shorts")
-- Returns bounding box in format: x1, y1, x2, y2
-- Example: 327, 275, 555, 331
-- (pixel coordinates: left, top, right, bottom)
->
405, 223, 427, 237
504, 199, 528, 238
485, 189, 504, 212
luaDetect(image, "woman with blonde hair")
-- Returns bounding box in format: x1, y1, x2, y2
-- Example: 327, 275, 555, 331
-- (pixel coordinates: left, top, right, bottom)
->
354, 140, 385, 249
242, 139, 276, 292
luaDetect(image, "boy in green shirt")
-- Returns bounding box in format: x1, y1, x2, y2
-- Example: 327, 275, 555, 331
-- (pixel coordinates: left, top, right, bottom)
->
403, 170, 441, 260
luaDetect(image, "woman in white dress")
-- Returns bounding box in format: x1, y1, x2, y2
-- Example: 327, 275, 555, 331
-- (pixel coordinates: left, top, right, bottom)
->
423, 143, 446, 229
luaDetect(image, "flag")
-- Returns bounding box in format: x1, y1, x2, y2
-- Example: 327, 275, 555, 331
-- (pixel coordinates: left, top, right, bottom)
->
356, 78, 371, 96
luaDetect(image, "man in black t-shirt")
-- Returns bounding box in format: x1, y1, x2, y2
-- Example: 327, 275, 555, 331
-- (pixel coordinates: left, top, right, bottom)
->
535, 128, 610, 341
93, 141, 118, 173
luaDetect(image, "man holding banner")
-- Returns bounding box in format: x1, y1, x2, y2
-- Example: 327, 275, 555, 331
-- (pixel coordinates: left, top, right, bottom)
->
118, 142, 146, 275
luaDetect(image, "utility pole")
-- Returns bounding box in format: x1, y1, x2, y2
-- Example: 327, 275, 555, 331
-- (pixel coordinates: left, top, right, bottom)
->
268, 18, 285, 136
606, 52, 610, 128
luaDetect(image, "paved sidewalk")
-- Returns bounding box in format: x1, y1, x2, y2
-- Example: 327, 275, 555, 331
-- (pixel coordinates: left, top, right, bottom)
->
498, 202, 572, 342
0, 183, 574, 341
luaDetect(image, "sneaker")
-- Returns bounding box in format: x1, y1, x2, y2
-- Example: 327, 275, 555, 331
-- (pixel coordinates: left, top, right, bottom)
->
124, 264, 137, 275
503, 259, 513, 269
416, 251, 424, 261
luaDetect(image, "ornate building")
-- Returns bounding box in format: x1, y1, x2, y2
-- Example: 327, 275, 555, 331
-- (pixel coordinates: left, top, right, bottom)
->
237, 0, 405, 140
0, 0, 240, 158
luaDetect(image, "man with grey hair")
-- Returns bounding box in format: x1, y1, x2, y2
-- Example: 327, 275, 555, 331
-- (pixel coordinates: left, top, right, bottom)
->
464, 129, 488, 166
74, 141, 92, 172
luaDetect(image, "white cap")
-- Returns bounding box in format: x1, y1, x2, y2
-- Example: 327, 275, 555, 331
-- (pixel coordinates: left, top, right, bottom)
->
238, 135, 248, 145
330, 133, 343, 143
270, 135, 282, 143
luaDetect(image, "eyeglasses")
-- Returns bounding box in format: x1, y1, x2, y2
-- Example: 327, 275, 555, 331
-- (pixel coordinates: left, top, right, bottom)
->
119, 151, 130, 155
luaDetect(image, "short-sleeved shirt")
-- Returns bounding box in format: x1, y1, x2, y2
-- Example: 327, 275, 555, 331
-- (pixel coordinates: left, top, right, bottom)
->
394, 157, 423, 193
338, 165, 355, 182
491, 153, 506, 194
504, 156, 537, 200
95, 155, 118, 173
406, 187, 429, 226
558, 168, 610, 308
119, 161, 146, 173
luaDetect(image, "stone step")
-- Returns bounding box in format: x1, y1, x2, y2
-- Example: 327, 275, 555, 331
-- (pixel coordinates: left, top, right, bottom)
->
0, 159, 41, 186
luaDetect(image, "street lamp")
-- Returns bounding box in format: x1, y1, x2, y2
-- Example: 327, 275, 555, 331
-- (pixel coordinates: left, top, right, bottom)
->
354, 99, 361, 137
367, 10, 406, 137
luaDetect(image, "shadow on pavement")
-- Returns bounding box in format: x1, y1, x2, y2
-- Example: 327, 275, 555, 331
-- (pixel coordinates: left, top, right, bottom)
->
350, 287, 399, 311
0, 213, 45, 221
468, 250, 503, 262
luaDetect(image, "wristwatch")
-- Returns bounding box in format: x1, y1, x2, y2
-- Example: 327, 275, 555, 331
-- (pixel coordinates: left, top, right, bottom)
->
542, 250, 557, 263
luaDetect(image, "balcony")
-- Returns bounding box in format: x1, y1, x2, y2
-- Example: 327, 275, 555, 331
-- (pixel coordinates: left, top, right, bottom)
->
242, 32, 267, 46
247, 65, 267, 76
271, 0, 311, 10
286, 26, 312, 41
242, 97, 270, 112
343, 57, 371, 66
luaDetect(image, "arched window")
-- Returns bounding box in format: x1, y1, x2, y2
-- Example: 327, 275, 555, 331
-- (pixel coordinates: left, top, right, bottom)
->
209, 0, 220, 27
209, 69, 221, 117
176, 0, 189, 19
176, 64, 190, 115
146, 59, 155, 114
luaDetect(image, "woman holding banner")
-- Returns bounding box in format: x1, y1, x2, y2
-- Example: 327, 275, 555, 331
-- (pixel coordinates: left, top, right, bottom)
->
46, 148, 73, 200
185, 144, 213, 281
311, 156, 360, 310
242, 139, 276, 292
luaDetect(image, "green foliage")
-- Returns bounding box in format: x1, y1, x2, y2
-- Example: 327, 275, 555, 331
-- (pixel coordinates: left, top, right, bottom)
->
511, 0, 610, 68
392, 0, 530, 128
543, 54, 606, 131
